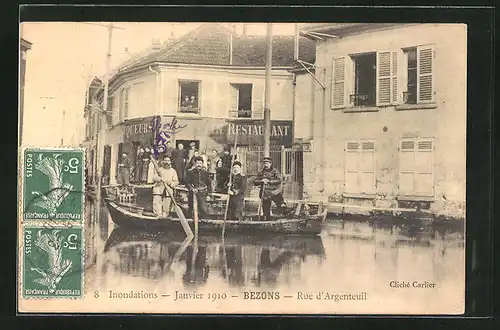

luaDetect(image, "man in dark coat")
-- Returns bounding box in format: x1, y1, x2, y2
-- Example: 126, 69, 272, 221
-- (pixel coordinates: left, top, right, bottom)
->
218, 146, 232, 192
254, 157, 289, 220
184, 156, 211, 218
227, 161, 247, 221
172, 142, 187, 184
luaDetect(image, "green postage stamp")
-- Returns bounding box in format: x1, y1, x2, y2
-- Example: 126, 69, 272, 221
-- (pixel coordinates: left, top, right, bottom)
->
21, 226, 83, 298
22, 148, 85, 222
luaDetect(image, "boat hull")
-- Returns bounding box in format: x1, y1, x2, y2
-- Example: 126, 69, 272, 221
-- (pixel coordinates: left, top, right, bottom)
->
105, 200, 323, 236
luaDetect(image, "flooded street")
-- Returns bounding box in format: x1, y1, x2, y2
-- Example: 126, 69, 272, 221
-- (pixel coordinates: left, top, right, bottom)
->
83, 202, 465, 314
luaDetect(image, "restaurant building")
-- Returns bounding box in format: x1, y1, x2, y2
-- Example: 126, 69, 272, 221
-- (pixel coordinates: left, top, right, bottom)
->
84, 23, 315, 198
300, 23, 466, 216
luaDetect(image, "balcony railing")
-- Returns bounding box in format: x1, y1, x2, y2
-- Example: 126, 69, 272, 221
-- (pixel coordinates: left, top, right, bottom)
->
179, 106, 200, 114
228, 109, 264, 119
349, 93, 370, 106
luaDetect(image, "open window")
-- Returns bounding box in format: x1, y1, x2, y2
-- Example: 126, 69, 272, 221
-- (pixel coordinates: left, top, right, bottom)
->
402, 45, 435, 104
350, 52, 377, 107
229, 83, 253, 118
179, 81, 200, 114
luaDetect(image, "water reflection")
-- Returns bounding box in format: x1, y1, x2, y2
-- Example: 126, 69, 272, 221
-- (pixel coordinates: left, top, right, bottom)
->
86, 200, 464, 304
102, 227, 326, 289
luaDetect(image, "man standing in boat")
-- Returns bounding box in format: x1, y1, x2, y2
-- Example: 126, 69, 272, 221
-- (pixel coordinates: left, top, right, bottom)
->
172, 143, 187, 184
227, 161, 247, 221
254, 157, 289, 220
152, 156, 179, 218
117, 152, 131, 191
185, 156, 211, 218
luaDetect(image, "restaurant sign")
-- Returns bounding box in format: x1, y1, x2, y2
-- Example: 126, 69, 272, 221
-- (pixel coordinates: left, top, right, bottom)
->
211, 120, 293, 146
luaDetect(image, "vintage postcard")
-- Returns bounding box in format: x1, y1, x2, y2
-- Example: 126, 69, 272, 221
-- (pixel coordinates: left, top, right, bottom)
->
18, 22, 466, 314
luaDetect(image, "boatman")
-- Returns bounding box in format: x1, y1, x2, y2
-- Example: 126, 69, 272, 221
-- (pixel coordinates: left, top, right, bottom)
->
152, 156, 179, 218
254, 157, 289, 220
185, 156, 211, 218
227, 161, 247, 221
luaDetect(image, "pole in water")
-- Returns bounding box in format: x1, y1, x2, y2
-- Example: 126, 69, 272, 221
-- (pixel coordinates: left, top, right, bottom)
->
193, 191, 199, 237
222, 135, 239, 237
263, 23, 273, 158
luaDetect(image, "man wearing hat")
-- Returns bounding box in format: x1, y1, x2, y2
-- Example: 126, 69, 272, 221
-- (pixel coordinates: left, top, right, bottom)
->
254, 157, 288, 220
227, 161, 247, 221
184, 156, 212, 218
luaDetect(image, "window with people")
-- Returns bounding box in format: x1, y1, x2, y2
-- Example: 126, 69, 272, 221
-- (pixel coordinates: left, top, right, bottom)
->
331, 44, 435, 110
179, 81, 200, 113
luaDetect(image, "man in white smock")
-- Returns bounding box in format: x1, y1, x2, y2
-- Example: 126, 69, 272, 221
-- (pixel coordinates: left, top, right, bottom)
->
152, 156, 179, 217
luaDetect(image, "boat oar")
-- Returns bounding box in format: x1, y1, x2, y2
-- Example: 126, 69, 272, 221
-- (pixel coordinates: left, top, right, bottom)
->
150, 155, 193, 239
193, 190, 199, 237
222, 136, 239, 237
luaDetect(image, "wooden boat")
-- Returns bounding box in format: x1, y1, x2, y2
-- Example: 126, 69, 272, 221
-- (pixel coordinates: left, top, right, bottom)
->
104, 197, 326, 236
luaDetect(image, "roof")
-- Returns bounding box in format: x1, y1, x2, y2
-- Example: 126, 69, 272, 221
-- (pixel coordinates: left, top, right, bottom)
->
116, 23, 316, 72
20, 38, 32, 50
300, 23, 410, 39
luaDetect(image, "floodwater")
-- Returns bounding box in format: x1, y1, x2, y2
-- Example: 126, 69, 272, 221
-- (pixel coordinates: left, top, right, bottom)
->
83, 201, 465, 314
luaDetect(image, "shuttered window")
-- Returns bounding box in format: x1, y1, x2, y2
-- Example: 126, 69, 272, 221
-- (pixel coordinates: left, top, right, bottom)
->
123, 87, 130, 119
398, 138, 435, 196
376, 51, 399, 106
106, 96, 113, 126
345, 140, 376, 194
417, 45, 434, 103
331, 57, 346, 108
119, 89, 125, 122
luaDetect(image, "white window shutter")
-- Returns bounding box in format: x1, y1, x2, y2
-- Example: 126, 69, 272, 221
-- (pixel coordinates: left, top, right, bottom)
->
124, 87, 130, 119
415, 139, 435, 196
345, 141, 359, 193
376, 51, 392, 106
360, 141, 376, 194
119, 89, 124, 122
417, 45, 434, 103
391, 51, 398, 104
331, 57, 346, 109
399, 139, 416, 195
230, 84, 239, 111
252, 83, 264, 119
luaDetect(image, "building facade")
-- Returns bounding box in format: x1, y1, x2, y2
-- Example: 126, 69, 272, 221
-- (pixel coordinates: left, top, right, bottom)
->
301, 23, 466, 216
84, 23, 315, 196
19, 38, 32, 146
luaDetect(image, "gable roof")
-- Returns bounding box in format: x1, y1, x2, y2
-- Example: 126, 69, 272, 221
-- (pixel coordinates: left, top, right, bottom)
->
116, 23, 316, 72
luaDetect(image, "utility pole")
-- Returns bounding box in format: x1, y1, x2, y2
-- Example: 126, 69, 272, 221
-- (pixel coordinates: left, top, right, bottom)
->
263, 23, 273, 158
95, 23, 117, 224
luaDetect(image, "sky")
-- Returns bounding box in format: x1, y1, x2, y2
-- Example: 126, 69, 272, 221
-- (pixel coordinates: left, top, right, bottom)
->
20, 22, 299, 147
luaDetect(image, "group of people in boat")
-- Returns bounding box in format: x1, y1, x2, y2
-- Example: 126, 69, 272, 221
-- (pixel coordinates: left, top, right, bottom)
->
148, 152, 291, 221
117, 142, 234, 194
